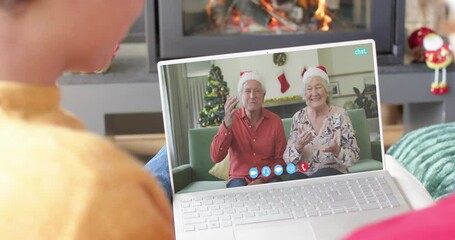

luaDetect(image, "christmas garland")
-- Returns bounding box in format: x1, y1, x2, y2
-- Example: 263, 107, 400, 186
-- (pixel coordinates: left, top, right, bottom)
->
264, 95, 302, 105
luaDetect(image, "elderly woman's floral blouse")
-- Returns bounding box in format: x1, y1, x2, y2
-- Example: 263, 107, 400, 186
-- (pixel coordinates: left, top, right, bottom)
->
283, 106, 360, 175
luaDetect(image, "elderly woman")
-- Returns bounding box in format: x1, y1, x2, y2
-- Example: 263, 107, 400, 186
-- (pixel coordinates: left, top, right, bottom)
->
210, 71, 287, 188
283, 66, 360, 180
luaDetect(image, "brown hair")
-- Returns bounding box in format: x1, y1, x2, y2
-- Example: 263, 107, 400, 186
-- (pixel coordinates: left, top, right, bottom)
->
0, 0, 27, 9
1, 0, 19, 6
0, 0, 30, 15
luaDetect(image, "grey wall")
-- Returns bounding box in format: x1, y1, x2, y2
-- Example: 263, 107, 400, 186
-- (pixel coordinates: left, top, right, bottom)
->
60, 81, 162, 135
59, 63, 455, 136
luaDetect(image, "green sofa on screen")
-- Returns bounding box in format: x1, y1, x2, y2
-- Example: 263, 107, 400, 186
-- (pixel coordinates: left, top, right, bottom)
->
172, 108, 382, 193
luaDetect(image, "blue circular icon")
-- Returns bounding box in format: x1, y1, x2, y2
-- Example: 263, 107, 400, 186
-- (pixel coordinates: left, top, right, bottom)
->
286, 163, 296, 174
261, 166, 271, 177
249, 167, 259, 179
274, 164, 284, 176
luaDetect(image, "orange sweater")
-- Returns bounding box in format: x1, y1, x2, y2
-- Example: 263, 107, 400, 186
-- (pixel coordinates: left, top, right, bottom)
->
0, 81, 174, 239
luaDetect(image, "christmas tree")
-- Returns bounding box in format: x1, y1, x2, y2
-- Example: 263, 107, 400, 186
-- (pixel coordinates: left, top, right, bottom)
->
198, 64, 230, 127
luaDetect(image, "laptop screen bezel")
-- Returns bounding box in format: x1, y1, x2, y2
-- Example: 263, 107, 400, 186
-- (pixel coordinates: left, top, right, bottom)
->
157, 39, 386, 197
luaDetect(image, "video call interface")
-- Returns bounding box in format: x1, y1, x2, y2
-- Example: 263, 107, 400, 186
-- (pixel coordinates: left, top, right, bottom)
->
160, 41, 383, 194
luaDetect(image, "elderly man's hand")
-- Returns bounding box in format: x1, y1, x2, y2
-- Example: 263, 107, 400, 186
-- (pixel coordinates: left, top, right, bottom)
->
223, 95, 239, 129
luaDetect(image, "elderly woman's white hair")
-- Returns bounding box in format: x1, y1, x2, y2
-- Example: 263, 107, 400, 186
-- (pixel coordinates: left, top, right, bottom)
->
237, 71, 267, 95
302, 66, 332, 105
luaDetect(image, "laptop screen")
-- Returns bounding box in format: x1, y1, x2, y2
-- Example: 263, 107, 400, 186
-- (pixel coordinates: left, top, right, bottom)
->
158, 39, 384, 195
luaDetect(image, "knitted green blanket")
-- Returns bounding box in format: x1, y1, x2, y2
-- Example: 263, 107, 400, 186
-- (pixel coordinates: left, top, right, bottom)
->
387, 123, 455, 201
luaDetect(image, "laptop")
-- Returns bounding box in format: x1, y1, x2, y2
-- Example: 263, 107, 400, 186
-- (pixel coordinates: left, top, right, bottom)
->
158, 39, 411, 240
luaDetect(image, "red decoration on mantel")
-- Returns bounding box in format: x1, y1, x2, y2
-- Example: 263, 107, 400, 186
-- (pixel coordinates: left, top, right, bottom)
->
423, 33, 452, 95
301, 67, 307, 77
408, 27, 435, 62
277, 71, 290, 93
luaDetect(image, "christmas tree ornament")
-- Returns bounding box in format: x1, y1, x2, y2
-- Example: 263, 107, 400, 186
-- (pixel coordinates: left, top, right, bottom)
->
277, 70, 290, 93
423, 33, 453, 95
273, 52, 287, 66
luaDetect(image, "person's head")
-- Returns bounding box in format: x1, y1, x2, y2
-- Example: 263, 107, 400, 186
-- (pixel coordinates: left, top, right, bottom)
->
302, 66, 332, 109
237, 71, 266, 113
0, 0, 144, 79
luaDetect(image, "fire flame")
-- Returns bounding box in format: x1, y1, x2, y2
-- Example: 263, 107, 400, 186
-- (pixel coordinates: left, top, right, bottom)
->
314, 0, 332, 31
206, 0, 332, 32
206, 0, 215, 19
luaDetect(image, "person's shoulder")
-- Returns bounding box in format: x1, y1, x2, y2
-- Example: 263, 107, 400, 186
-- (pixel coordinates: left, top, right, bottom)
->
0, 82, 145, 178
0, 119, 174, 239
291, 107, 306, 120
331, 105, 347, 113
0, 117, 145, 178
330, 106, 349, 117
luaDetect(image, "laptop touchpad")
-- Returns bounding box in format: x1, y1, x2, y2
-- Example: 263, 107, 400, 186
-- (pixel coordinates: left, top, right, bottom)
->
234, 222, 316, 240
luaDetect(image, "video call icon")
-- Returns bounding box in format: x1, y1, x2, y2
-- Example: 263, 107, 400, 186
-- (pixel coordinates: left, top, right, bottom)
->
274, 164, 284, 176
286, 163, 296, 174
249, 167, 259, 179
261, 166, 271, 177
299, 162, 309, 172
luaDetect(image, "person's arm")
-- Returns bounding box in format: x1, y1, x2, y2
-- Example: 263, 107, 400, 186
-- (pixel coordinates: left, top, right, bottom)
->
210, 96, 238, 163
283, 116, 304, 165
345, 194, 455, 240
210, 121, 233, 163
336, 111, 360, 167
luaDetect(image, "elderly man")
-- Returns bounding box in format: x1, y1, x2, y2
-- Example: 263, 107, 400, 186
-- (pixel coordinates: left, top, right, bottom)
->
210, 71, 287, 188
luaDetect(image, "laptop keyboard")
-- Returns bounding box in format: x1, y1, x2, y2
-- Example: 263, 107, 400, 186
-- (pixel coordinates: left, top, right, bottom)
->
180, 176, 400, 232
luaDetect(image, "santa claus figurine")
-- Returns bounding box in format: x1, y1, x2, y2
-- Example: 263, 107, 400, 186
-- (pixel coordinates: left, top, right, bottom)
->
423, 33, 453, 95
408, 27, 435, 62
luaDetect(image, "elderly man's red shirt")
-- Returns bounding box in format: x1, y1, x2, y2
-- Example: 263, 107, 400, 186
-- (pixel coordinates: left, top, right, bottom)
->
210, 107, 287, 183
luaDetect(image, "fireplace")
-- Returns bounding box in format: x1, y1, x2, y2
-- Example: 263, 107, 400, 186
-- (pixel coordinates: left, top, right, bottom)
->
153, 0, 404, 67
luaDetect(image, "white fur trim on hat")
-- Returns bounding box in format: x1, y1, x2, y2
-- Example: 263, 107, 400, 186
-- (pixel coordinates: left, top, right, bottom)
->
237, 71, 266, 93
423, 33, 443, 51
302, 67, 329, 85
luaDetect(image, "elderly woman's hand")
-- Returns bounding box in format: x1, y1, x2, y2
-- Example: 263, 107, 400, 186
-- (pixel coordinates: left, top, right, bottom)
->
322, 138, 341, 157
295, 130, 314, 153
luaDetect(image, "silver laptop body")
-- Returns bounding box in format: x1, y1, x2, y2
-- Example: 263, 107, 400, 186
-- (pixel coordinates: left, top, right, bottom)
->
158, 39, 410, 240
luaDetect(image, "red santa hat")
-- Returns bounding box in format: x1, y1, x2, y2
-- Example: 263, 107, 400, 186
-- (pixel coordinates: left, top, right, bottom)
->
408, 27, 435, 50
302, 66, 329, 85
238, 71, 266, 93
